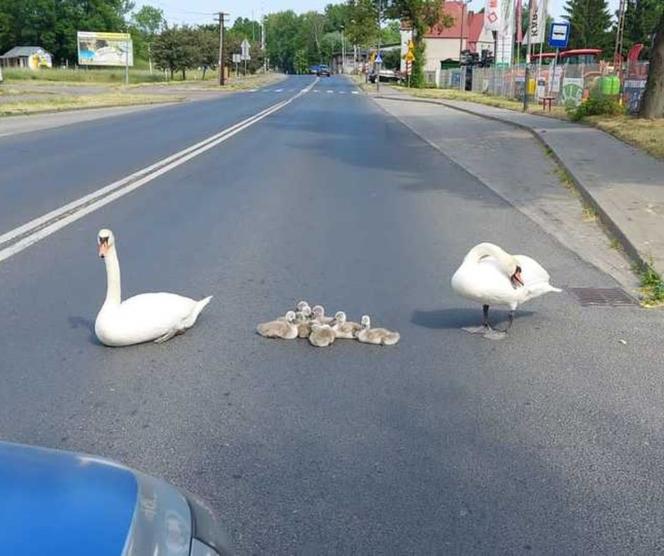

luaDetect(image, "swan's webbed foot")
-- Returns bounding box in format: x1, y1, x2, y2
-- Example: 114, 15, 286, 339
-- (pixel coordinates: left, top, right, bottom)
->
482, 328, 507, 341
462, 324, 491, 334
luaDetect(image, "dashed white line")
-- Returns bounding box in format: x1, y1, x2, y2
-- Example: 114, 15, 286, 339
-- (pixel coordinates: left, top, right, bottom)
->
313, 89, 320, 93
275, 88, 284, 92
351, 91, 359, 95
326, 90, 333, 93
338, 91, 346, 94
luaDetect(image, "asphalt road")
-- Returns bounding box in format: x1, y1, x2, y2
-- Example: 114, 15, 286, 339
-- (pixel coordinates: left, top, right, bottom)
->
1, 75, 663, 554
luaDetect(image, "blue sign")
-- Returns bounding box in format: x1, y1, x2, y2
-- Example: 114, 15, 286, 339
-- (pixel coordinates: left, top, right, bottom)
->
548, 22, 570, 48
375, 52, 383, 64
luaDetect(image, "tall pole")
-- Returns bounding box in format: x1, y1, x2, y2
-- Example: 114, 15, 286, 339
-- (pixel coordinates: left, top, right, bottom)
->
523, 0, 533, 111
341, 27, 345, 74
262, 15, 267, 72
124, 35, 129, 85
459, 3, 465, 66
217, 12, 227, 86
376, 0, 382, 92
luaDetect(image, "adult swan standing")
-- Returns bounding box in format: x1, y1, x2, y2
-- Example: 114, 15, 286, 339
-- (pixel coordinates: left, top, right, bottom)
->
95, 229, 212, 346
451, 242, 561, 340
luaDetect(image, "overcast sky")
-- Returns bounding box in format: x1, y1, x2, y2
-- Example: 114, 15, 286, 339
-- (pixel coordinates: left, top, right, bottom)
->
136, 0, 619, 28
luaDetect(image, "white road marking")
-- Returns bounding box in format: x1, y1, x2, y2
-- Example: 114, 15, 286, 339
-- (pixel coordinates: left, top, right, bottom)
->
248, 88, 258, 92
275, 88, 284, 92
313, 89, 320, 93
326, 90, 333, 93
338, 91, 345, 94
351, 91, 359, 95
0, 78, 320, 263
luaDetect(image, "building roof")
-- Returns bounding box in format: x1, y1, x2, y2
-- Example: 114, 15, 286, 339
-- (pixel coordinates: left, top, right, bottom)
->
425, 2, 486, 46
1, 46, 50, 58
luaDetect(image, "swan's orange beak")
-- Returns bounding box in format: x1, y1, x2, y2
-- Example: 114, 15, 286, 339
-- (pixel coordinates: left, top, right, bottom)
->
98, 241, 109, 258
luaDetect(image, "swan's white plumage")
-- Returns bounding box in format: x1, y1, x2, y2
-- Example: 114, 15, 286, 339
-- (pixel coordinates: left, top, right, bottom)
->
94, 229, 211, 347
451, 244, 561, 310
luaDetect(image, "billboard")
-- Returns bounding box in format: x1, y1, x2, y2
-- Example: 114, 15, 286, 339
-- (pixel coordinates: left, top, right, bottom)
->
77, 32, 133, 66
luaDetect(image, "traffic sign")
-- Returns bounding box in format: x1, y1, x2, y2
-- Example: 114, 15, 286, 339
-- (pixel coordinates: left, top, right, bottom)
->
548, 22, 570, 49
240, 38, 251, 61
369, 52, 376, 63
405, 50, 415, 62
375, 52, 382, 64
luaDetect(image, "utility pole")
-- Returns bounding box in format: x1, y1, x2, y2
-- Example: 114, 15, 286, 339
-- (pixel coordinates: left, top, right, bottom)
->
261, 15, 267, 72
217, 12, 228, 86
523, 0, 533, 111
376, 0, 382, 92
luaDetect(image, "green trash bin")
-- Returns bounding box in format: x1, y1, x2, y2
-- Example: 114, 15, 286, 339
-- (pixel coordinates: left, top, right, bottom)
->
600, 75, 620, 96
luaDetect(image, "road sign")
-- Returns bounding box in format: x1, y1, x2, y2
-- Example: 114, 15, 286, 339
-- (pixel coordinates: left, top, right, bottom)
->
369, 52, 376, 63
232, 53, 241, 63
548, 22, 570, 48
405, 50, 415, 62
240, 39, 251, 61
375, 52, 382, 64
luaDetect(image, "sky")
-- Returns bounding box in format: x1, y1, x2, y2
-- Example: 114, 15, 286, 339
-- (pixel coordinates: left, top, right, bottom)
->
135, 0, 620, 28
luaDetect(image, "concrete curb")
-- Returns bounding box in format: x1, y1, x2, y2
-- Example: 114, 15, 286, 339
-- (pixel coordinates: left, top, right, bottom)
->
375, 93, 647, 272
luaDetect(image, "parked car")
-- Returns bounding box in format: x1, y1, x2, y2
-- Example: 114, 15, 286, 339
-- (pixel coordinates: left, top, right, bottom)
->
368, 69, 400, 83
0, 441, 232, 556
317, 64, 331, 77
309, 65, 319, 75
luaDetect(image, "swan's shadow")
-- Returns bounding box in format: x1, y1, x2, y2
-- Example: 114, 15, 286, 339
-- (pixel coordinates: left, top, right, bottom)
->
68, 316, 101, 345
411, 308, 535, 330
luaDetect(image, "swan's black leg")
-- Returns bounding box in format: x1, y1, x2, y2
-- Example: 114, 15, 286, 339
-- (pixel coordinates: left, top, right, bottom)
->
462, 305, 492, 335
483, 309, 513, 340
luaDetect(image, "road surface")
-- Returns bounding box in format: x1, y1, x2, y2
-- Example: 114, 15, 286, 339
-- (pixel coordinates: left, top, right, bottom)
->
1, 75, 663, 554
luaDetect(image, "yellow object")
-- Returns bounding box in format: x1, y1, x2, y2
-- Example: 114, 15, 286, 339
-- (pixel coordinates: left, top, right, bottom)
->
369, 52, 376, 63
527, 78, 536, 95
407, 39, 415, 50
405, 50, 415, 62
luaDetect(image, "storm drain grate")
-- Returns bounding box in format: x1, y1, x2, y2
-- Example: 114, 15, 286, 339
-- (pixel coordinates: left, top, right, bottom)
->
568, 287, 637, 307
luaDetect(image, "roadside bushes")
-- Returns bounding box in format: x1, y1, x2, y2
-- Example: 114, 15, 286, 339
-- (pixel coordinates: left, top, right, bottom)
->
568, 95, 625, 121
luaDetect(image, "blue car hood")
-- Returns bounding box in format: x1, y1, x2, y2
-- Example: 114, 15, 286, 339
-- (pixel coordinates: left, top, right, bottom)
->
0, 442, 138, 556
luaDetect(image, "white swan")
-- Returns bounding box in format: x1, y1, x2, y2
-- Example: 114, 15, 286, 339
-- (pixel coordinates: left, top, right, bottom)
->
451, 242, 561, 339
94, 229, 212, 347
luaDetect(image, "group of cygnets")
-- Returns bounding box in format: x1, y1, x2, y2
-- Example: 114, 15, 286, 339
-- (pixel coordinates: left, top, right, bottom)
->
257, 301, 400, 347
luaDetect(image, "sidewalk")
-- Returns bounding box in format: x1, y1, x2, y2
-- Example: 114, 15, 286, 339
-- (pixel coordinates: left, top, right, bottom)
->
375, 86, 664, 275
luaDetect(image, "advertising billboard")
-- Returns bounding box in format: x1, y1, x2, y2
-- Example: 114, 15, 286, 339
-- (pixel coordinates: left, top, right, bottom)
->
77, 32, 133, 66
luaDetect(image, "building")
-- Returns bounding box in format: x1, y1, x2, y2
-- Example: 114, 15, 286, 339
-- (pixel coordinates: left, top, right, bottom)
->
0, 46, 53, 70
400, 2, 495, 73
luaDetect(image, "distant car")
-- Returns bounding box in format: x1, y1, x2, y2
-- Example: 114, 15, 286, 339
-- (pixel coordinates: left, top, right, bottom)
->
309, 65, 319, 74
0, 441, 232, 556
317, 64, 331, 77
368, 69, 399, 83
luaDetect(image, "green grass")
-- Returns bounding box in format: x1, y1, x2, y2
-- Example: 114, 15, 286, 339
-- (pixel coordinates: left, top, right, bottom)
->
3, 67, 169, 84
635, 261, 664, 306
0, 92, 183, 116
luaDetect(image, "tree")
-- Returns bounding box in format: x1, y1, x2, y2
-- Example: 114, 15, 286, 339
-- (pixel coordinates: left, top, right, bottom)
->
620, 0, 664, 58
563, 0, 613, 51
265, 10, 302, 72
130, 5, 164, 66
639, 11, 664, 117
152, 25, 196, 79
384, 0, 446, 87
346, 0, 380, 48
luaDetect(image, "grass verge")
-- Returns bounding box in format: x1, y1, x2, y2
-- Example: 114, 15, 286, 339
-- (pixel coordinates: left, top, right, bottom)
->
0, 93, 182, 116
635, 261, 664, 306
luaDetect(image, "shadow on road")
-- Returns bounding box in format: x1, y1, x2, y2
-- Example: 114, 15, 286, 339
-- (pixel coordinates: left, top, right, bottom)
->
68, 316, 100, 345
411, 307, 534, 329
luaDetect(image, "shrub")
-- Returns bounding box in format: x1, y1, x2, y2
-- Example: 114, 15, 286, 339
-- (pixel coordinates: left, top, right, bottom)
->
568, 96, 625, 121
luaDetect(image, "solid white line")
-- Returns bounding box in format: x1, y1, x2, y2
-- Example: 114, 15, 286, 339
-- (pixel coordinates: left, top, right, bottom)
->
0, 78, 319, 263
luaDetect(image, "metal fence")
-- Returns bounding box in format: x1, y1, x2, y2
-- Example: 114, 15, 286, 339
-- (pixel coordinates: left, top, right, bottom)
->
435, 61, 650, 114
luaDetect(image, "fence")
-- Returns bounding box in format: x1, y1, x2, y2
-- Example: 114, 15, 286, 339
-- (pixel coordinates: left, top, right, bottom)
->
435, 61, 650, 114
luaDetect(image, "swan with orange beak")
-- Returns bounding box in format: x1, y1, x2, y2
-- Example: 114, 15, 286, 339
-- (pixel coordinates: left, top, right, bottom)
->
451, 242, 561, 340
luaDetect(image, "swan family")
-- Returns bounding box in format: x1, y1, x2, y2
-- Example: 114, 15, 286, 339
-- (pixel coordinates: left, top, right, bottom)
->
93, 228, 558, 347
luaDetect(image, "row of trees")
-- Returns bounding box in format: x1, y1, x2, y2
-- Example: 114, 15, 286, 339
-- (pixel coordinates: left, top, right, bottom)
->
562, 0, 664, 56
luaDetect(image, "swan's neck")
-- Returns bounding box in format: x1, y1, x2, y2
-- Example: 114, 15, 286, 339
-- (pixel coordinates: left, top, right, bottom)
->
103, 246, 122, 306
466, 243, 516, 276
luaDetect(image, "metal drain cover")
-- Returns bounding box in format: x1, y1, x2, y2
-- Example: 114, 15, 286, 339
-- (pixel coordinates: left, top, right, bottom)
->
568, 287, 637, 307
